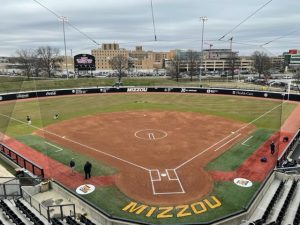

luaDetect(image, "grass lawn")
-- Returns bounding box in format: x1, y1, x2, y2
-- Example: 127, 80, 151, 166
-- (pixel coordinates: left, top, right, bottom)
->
205, 128, 274, 171
15, 135, 117, 176
0, 94, 295, 137
82, 181, 260, 224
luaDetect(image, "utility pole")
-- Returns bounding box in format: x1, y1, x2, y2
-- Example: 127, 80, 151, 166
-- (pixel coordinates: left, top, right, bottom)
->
59, 16, 69, 79
199, 16, 208, 86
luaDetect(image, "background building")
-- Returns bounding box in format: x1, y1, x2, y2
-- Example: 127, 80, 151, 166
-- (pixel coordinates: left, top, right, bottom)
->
91, 43, 129, 70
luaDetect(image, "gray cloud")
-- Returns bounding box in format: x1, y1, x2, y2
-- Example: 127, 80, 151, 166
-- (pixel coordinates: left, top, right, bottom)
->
1, 0, 299, 56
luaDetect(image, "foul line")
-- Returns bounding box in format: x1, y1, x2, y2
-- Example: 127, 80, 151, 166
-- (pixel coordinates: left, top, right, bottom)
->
242, 136, 253, 146
175, 101, 285, 170
214, 133, 241, 152
0, 113, 150, 172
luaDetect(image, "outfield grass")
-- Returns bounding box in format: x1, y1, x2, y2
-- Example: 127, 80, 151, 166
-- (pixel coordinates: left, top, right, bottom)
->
0, 94, 295, 137
15, 135, 117, 176
82, 181, 260, 224
206, 129, 274, 171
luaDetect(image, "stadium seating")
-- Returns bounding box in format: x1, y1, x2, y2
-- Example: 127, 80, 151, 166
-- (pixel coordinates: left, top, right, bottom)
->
0, 199, 26, 225
65, 216, 80, 225
14, 199, 45, 225
51, 218, 63, 225
274, 179, 298, 225
293, 200, 300, 225
261, 180, 285, 223
248, 180, 286, 225
80, 214, 96, 225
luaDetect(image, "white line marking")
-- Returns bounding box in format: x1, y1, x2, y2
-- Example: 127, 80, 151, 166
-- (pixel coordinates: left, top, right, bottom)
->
0, 113, 150, 172
242, 136, 253, 146
214, 133, 241, 152
174, 133, 238, 170
45, 141, 62, 151
149, 169, 161, 181
149, 170, 157, 195
150, 168, 185, 195
153, 191, 185, 195
175, 101, 285, 170
172, 169, 185, 193
55, 149, 63, 153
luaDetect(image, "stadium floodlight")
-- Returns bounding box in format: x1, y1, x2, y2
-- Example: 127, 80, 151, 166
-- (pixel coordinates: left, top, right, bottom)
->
199, 16, 208, 86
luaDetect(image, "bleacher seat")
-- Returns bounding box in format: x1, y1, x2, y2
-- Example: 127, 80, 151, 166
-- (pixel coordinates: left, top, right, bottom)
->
80, 214, 96, 225
51, 218, 63, 225
65, 216, 80, 225
14, 199, 44, 225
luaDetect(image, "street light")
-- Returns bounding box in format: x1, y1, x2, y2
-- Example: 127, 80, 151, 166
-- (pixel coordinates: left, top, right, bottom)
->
199, 16, 208, 86
58, 16, 69, 79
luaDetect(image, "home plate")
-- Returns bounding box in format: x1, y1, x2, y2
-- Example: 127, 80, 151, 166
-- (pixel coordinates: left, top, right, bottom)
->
161, 173, 167, 177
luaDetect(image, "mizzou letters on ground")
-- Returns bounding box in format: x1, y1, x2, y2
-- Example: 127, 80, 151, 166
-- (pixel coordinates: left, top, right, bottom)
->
122, 196, 222, 219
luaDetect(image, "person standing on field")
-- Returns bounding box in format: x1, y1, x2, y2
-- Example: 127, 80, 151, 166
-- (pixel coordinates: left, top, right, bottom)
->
26, 115, 31, 125
84, 161, 92, 179
270, 141, 276, 155
69, 158, 75, 174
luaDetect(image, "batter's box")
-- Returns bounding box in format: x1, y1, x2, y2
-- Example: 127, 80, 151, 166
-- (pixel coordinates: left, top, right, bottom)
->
149, 169, 185, 195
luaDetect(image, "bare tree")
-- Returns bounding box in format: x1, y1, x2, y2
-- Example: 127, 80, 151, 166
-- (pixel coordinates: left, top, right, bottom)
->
187, 50, 198, 81
167, 56, 181, 82
36, 46, 63, 77
252, 51, 271, 78
15, 49, 36, 79
109, 55, 128, 83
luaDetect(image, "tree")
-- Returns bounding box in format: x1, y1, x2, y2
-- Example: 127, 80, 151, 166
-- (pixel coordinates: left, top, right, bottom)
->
167, 55, 181, 82
252, 51, 271, 78
186, 50, 198, 81
15, 49, 36, 79
36, 46, 63, 77
109, 55, 128, 83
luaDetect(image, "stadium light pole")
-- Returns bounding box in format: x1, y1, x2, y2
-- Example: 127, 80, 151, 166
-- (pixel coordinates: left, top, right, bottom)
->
59, 16, 69, 79
199, 16, 208, 86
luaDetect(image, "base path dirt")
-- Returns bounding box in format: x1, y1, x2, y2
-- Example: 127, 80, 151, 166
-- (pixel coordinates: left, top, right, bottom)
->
34, 110, 253, 205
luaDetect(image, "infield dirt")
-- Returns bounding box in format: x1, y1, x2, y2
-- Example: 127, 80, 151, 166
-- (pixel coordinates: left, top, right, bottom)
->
35, 110, 254, 205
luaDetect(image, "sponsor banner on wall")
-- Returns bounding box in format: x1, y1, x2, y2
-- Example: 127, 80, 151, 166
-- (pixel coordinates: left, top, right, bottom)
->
0, 87, 299, 101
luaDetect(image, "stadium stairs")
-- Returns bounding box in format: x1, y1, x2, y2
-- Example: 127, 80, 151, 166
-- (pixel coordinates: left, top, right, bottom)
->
248, 176, 300, 225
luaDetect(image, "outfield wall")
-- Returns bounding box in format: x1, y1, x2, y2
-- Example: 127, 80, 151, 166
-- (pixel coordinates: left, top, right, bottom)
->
0, 86, 299, 102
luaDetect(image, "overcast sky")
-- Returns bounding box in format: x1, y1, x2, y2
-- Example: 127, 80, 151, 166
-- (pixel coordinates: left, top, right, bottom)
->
1, 0, 299, 57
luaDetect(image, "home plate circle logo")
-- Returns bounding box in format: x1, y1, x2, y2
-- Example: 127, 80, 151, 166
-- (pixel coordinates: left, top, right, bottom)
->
135, 129, 168, 140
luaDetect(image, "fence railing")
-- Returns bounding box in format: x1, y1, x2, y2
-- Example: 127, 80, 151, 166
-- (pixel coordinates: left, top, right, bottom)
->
277, 128, 300, 168
0, 177, 22, 199
22, 187, 76, 222
0, 143, 44, 178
